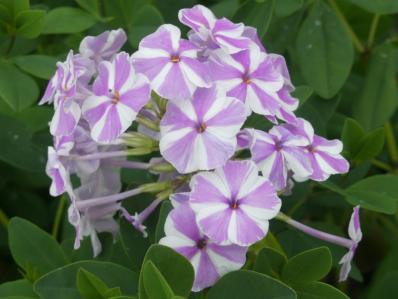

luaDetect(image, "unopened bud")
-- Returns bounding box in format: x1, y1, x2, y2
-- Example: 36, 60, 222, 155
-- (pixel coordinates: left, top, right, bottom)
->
149, 162, 175, 173
140, 181, 171, 193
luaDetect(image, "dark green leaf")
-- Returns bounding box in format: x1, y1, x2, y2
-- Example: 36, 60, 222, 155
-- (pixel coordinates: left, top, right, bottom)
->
15, 9, 45, 38
295, 281, 349, 299
292, 86, 313, 107
274, 0, 303, 18
353, 128, 385, 161
254, 247, 287, 278
0, 61, 38, 111
368, 271, 398, 299
75, 0, 100, 18
139, 244, 194, 299
282, 247, 332, 285
233, 0, 275, 39
208, 270, 296, 299
0, 114, 46, 171
13, 55, 57, 79
41, 7, 97, 34
345, 174, 398, 214
77, 268, 111, 299
142, 261, 175, 299
353, 44, 397, 130
0, 280, 39, 298
8, 217, 68, 277
296, 1, 353, 98
341, 118, 365, 159
34, 261, 138, 299
345, 0, 398, 14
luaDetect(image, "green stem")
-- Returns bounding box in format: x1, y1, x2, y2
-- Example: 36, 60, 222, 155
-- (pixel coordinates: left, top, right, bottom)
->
328, 0, 365, 53
0, 209, 9, 227
367, 14, 380, 49
372, 159, 392, 172
51, 196, 67, 239
384, 122, 398, 163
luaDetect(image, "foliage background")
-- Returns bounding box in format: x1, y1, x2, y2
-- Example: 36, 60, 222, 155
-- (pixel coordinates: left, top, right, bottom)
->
0, 0, 398, 298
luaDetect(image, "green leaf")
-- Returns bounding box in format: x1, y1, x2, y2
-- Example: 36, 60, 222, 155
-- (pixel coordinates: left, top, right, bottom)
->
41, 7, 97, 34
274, 0, 303, 18
77, 268, 111, 299
282, 247, 332, 285
368, 271, 398, 299
128, 5, 164, 48
341, 118, 365, 159
233, 0, 275, 39
0, 280, 39, 298
0, 61, 38, 111
15, 9, 45, 38
75, 0, 100, 18
13, 55, 57, 79
139, 244, 194, 299
295, 281, 349, 299
155, 201, 173, 243
341, 118, 385, 161
208, 270, 296, 299
8, 217, 68, 277
292, 86, 313, 107
254, 247, 287, 278
296, 1, 353, 98
345, 0, 398, 14
108, 297, 137, 299
353, 128, 385, 161
34, 261, 138, 299
353, 44, 397, 130
0, 296, 36, 299
0, 115, 45, 172
0, 0, 29, 20
345, 174, 398, 214
143, 261, 175, 299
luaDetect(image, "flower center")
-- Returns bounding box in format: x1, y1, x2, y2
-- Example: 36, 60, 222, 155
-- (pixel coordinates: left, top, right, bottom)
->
196, 238, 207, 249
170, 55, 180, 63
307, 145, 316, 153
274, 141, 283, 151
242, 74, 251, 84
111, 91, 121, 104
230, 198, 239, 210
196, 122, 207, 133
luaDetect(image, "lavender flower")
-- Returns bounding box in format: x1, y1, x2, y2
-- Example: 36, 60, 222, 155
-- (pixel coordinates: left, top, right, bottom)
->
209, 46, 298, 122
131, 24, 210, 100
79, 29, 127, 62
159, 203, 247, 291
250, 126, 312, 190
178, 5, 250, 54
286, 118, 349, 181
190, 160, 281, 246
82, 52, 151, 143
159, 85, 246, 173
339, 206, 362, 281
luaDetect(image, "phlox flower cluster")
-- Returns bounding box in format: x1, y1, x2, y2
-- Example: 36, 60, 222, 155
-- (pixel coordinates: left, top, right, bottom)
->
40, 4, 359, 291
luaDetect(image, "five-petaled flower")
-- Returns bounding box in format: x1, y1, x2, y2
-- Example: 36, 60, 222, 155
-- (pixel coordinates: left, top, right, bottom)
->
83, 52, 151, 143
190, 160, 281, 246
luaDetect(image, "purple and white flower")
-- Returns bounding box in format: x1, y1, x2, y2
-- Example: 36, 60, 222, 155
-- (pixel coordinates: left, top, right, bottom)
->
46, 135, 74, 197
132, 24, 210, 100
286, 118, 349, 181
179, 5, 250, 54
209, 46, 297, 122
79, 29, 127, 62
82, 52, 151, 143
250, 126, 312, 190
40, 51, 92, 136
160, 203, 247, 291
339, 206, 362, 281
190, 160, 281, 246
159, 85, 246, 173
